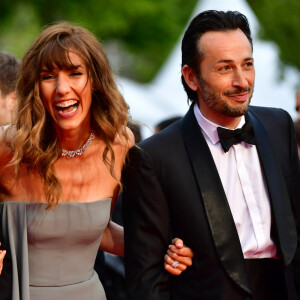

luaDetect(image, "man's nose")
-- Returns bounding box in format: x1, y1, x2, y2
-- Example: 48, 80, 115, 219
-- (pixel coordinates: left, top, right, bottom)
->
232, 69, 249, 89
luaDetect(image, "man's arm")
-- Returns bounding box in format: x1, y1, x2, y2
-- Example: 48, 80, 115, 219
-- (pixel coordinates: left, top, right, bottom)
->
288, 113, 300, 295
122, 145, 171, 300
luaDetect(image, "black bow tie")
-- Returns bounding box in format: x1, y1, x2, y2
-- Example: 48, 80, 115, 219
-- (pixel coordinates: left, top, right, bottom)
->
217, 120, 256, 153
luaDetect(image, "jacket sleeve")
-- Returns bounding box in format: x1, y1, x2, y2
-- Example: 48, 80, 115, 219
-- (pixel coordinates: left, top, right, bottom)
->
288, 114, 300, 296
122, 145, 172, 300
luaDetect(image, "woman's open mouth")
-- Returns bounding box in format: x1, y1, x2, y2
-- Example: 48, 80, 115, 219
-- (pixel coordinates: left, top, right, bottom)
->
55, 100, 79, 115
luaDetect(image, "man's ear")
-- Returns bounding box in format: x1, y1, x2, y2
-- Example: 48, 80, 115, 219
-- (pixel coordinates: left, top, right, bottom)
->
182, 65, 199, 91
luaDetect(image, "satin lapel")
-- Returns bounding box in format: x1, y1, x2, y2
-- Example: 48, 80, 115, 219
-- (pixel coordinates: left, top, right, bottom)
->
247, 111, 297, 265
181, 106, 251, 295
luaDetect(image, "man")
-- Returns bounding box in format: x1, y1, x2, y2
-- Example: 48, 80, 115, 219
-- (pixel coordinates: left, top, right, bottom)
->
0, 51, 20, 125
122, 10, 300, 300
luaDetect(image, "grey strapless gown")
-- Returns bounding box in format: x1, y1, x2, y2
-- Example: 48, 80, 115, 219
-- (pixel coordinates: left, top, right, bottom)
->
1, 198, 111, 300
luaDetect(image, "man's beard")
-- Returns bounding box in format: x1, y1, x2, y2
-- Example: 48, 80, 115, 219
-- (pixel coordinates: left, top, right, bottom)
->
198, 76, 253, 117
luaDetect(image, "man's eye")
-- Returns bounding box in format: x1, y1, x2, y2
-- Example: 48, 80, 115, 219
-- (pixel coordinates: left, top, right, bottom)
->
220, 65, 230, 71
245, 62, 253, 68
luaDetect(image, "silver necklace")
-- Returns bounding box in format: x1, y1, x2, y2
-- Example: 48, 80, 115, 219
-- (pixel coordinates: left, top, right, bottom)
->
61, 132, 95, 158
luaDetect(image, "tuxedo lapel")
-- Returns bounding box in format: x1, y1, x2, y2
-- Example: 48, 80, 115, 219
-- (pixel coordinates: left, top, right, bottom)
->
247, 110, 297, 265
181, 106, 251, 295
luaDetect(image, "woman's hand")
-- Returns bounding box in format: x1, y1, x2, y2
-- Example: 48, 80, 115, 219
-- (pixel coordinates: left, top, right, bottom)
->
164, 238, 194, 275
0, 243, 6, 275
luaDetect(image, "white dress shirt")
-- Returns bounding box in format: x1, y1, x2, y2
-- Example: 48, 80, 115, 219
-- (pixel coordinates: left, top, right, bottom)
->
194, 104, 277, 259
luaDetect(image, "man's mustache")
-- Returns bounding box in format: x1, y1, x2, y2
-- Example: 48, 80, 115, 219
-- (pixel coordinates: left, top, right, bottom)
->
224, 87, 251, 96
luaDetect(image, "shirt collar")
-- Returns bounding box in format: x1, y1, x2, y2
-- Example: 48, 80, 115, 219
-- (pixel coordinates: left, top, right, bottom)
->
193, 103, 246, 145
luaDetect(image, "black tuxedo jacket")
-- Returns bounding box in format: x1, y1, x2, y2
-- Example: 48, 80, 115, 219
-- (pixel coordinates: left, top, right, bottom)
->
122, 105, 300, 300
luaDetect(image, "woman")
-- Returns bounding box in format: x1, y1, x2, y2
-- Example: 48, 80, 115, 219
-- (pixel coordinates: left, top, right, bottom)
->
0, 23, 192, 299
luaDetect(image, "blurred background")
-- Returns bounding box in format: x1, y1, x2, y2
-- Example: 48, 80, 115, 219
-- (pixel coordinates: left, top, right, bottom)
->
1, 0, 300, 137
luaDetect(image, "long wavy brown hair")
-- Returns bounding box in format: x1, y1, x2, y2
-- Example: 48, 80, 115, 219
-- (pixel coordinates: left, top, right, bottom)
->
7, 22, 130, 207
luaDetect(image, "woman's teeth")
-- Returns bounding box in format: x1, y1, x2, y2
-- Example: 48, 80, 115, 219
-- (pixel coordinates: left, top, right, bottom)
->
56, 100, 78, 114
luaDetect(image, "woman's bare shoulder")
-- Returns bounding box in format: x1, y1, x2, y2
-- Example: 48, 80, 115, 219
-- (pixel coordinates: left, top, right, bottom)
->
114, 126, 135, 152
125, 126, 135, 148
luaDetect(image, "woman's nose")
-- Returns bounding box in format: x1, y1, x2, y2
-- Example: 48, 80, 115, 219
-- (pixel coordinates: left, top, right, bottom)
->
56, 74, 71, 95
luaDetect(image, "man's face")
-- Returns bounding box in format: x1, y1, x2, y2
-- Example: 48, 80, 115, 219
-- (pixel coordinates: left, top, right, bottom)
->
196, 29, 255, 127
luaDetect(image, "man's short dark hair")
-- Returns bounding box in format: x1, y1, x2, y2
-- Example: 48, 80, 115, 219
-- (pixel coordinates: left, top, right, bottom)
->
0, 52, 20, 97
181, 10, 253, 103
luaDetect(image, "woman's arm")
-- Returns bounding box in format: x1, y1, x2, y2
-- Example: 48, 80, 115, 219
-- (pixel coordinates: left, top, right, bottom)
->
0, 242, 6, 275
100, 220, 124, 256
100, 224, 194, 276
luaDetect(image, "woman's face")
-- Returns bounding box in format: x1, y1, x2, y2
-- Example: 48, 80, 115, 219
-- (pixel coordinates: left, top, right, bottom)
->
39, 51, 93, 134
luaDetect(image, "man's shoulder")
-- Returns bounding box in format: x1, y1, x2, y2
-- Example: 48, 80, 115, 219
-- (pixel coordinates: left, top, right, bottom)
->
139, 119, 182, 151
249, 105, 293, 137
249, 105, 283, 113
126, 120, 184, 170
249, 105, 291, 124
249, 105, 288, 117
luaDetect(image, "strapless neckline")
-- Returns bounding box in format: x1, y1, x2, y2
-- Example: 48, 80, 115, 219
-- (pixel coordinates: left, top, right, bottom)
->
1, 197, 112, 205
0, 196, 111, 300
